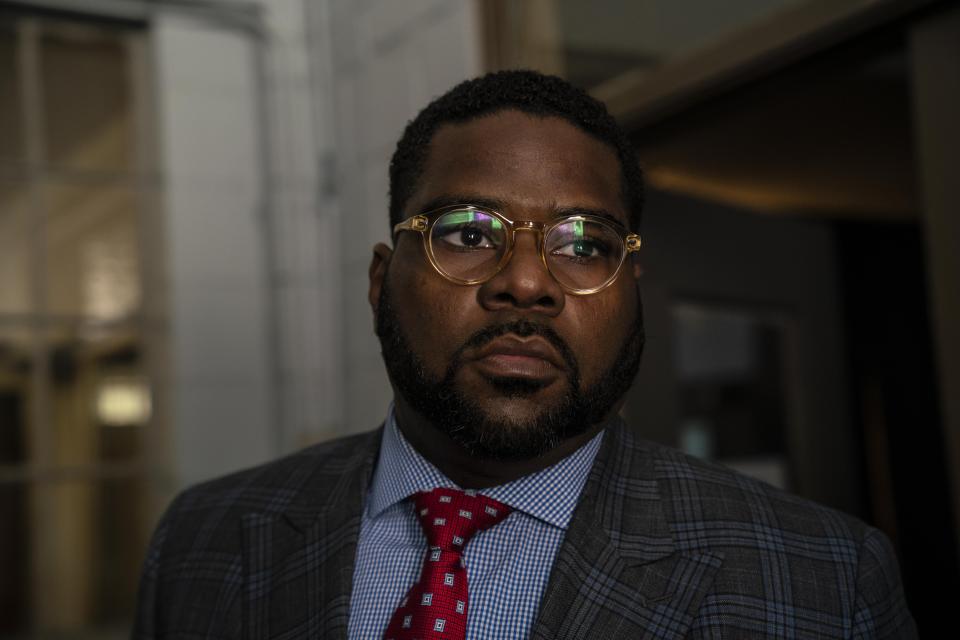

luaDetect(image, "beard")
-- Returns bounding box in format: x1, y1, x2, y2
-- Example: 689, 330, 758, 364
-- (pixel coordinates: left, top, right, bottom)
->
375, 278, 645, 461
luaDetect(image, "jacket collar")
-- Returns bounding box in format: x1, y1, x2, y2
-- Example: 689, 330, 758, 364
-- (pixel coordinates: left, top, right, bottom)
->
242, 427, 382, 640
280, 427, 382, 533
530, 418, 723, 639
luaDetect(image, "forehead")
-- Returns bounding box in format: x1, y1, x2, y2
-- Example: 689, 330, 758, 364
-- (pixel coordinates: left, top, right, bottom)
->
408, 110, 625, 223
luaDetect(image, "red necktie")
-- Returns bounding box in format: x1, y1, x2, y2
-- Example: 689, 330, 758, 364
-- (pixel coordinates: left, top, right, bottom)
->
383, 488, 512, 640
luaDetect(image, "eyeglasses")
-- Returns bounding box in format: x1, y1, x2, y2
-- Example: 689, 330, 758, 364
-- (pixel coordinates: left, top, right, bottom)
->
393, 204, 642, 295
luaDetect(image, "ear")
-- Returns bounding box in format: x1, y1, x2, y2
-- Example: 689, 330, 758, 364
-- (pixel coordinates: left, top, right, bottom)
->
630, 255, 644, 280
368, 242, 393, 314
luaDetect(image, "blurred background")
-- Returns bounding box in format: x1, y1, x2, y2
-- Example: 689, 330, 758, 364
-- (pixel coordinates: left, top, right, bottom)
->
0, 0, 958, 636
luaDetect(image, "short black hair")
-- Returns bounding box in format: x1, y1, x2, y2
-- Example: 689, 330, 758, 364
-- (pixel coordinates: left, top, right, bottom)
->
388, 69, 644, 232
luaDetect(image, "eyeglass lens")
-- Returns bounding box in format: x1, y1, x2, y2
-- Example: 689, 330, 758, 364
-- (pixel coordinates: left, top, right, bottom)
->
428, 209, 625, 291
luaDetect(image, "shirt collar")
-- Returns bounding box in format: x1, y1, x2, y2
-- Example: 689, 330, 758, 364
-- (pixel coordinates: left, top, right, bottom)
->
366, 404, 604, 530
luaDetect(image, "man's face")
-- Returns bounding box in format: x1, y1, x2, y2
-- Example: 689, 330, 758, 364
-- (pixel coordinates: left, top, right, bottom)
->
371, 110, 644, 460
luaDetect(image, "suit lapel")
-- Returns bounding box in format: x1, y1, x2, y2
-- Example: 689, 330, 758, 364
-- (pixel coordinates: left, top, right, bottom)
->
531, 420, 723, 640
242, 428, 382, 640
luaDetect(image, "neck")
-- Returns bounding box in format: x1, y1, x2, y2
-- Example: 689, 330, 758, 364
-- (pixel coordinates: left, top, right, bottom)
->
392, 397, 609, 489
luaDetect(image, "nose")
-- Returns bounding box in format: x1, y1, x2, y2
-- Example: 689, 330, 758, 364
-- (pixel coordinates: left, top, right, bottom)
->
477, 228, 565, 315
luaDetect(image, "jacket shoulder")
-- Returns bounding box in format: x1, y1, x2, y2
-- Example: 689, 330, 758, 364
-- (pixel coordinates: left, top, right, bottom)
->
153, 427, 380, 563
608, 429, 917, 638
133, 429, 380, 637
639, 438, 873, 551
173, 427, 380, 517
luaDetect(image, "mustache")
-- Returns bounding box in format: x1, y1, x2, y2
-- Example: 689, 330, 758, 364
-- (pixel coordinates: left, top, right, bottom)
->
449, 319, 579, 376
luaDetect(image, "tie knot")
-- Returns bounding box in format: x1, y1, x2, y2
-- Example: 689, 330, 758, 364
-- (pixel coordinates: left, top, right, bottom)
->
414, 488, 511, 551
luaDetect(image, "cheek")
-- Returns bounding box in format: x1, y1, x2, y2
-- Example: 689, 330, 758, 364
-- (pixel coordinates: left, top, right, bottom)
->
566, 287, 638, 374
390, 263, 477, 361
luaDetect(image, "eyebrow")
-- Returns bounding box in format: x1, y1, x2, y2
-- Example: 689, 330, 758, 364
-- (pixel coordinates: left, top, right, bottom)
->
553, 206, 624, 228
417, 194, 627, 228
419, 194, 508, 214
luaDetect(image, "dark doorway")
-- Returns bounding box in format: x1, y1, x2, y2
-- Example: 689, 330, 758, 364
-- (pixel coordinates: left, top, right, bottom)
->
837, 220, 959, 629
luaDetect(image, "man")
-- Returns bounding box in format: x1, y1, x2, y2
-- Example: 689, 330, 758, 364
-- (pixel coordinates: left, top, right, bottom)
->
134, 71, 916, 639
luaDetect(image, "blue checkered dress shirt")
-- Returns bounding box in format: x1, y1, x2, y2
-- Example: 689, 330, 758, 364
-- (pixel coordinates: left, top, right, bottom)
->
346, 407, 603, 639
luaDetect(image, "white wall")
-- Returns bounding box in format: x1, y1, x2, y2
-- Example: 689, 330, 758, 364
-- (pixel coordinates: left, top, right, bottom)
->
153, 11, 275, 486
320, 0, 482, 434
255, 0, 344, 452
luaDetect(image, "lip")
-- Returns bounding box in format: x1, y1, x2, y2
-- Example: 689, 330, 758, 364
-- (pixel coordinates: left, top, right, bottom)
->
471, 336, 564, 379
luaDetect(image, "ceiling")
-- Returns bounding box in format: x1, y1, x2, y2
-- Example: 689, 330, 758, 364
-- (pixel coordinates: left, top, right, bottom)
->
629, 39, 919, 219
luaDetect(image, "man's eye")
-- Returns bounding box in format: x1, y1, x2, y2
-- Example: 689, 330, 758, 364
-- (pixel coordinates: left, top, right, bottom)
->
552, 238, 606, 258
438, 225, 496, 249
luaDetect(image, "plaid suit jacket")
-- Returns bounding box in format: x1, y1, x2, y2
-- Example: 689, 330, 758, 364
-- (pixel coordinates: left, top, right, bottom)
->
133, 419, 916, 639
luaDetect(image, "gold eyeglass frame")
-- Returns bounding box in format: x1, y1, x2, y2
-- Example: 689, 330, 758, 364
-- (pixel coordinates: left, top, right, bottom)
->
393, 204, 642, 295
